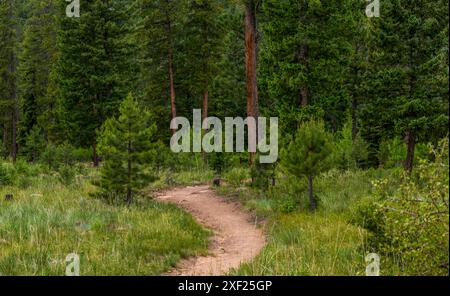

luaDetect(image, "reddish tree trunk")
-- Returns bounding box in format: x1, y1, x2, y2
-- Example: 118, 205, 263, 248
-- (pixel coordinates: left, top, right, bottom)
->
166, 10, 177, 134
245, 0, 259, 166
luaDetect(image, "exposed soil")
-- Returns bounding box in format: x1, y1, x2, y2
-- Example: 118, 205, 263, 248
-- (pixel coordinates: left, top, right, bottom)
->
156, 185, 266, 276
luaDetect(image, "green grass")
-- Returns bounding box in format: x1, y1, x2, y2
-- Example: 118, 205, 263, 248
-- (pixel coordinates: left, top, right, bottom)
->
0, 170, 210, 276
231, 213, 366, 275
218, 168, 389, 276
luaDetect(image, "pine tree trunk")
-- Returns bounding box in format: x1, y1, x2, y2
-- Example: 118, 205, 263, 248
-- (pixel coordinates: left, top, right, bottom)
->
166, 10, 176, 134
168, 48, 176, 129
404, 130, 415, 174
245, 0, 259, 166
202, 90, 208, 163
308, 175, 316, 211
296, 44, 309, 106
92, 141, 99, 167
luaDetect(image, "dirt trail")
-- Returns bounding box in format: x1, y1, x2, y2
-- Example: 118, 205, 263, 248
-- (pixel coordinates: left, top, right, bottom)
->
156, 185, 266, 276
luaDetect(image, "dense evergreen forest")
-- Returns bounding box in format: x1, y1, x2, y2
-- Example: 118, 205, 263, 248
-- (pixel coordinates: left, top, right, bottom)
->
0, 0, 448, 276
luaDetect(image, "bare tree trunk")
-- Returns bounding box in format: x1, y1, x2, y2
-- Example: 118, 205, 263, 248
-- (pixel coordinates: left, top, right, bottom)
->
404, 131, 415, 174
308, 175, 316, 211
245, 0, 259, 166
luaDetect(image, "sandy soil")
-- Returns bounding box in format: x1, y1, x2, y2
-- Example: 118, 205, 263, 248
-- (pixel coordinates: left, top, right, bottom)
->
156, 185, 266, 276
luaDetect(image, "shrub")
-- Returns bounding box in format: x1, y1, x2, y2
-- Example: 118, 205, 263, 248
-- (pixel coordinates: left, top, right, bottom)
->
358, 138, 449, 275
0, 162, 15, 186
332, 121, 369, 170
224, 167, 250, 188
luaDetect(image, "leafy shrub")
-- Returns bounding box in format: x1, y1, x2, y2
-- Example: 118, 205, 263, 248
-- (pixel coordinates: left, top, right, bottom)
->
40, 143, 80, 170
250, 160, 275, 191
57, 164, 77, 186
224, 167, 250, 188
357, 138, 449, 275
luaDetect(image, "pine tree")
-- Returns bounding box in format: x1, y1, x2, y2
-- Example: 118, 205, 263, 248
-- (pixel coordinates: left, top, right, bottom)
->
18, 0, 58, 146
281, 120, 333, 211
259, 0, 357, 132
97, 94, 157, 204
57, 0, 132, 166
138, 0, 185, 135
182, 0, 224, 119
0, 0, 19, 161
361, 0, 449, 172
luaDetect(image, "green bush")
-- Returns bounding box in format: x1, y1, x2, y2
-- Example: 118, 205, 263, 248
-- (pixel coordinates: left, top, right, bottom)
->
378, 137, 429, 169
332, 121, 369, 170
0, 162, 15, 186
224, 167, 250, 188
358, 138, 449, 275
57, 164, 77, 186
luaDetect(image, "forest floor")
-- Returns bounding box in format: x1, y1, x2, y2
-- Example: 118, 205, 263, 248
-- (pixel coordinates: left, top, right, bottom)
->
156, 185, 266, 275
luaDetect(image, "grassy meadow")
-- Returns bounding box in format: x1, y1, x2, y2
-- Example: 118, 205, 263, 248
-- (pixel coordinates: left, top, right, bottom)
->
0, 162, 212, 276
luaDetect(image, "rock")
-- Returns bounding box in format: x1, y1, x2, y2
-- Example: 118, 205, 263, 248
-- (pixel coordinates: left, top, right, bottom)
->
213, 176, 221, 187
5, 194, 13, 201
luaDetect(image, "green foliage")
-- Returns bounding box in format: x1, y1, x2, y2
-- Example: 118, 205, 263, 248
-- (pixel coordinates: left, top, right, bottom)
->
22, 125, 45, 162
332, 120, 369, 170
0, 173, 210, 275
231, 213, 366, 275
96, 94, 158, 203
223, 167, 250, 188
57, 0, 132, 149
40, 143, 80, 170
281, 120, 333, 210
18, 0, 58, 144
360, 0, 449, 168
281, 120, 333, 178
378, 137, 430, 169
0, 162, 15, 186
357, 138, 449, 275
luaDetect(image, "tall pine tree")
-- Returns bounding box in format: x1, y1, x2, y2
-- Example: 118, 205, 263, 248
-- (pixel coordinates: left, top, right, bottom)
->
57, 0, 131, 166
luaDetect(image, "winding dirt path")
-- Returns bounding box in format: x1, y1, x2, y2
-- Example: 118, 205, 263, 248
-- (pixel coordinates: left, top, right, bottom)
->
156, 185, 266, 276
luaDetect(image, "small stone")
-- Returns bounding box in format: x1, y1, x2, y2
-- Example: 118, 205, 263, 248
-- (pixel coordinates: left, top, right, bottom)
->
5, 194, 13, 201
213, 176, 221, 187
